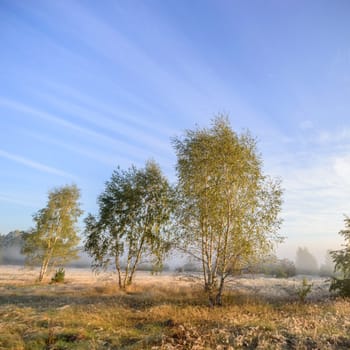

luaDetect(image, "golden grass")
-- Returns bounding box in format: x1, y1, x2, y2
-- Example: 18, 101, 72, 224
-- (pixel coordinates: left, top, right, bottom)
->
0, 266, 349, 349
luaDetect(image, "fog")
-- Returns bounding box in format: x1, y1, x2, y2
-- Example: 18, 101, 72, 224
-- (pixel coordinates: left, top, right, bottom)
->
276, 236, 342, 266
0, 243, 93, 268
0, 244, 25, 265
0, 231, 337, 277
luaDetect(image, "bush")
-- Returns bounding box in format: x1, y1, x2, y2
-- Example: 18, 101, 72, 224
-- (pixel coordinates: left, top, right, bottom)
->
261, 258, 296, 278
297, 277, 313, 302
175, 261, 202, 273
330, 278, 350, 297
330, 216, 350, 297
51, 268, 65, 283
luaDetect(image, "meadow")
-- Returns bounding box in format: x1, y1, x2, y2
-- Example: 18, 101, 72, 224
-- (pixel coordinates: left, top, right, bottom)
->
0, 266, 349, 349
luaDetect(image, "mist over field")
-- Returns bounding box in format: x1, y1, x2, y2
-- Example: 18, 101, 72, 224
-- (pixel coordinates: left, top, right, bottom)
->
1, 265, 349, 349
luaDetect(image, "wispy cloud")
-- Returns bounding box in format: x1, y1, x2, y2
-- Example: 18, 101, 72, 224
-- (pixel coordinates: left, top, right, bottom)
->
34, 90, 173, 155
24, 130, 130, 167
277, 153, 350, 235
0, 193, 39, 208
0, 97, 160, 162
263, 127, 350, 257
43, 81, 179, 137
316, 128, 350, 145
32, 1, 264, 129
0, 149, 75, 178
299, 120, 313, 130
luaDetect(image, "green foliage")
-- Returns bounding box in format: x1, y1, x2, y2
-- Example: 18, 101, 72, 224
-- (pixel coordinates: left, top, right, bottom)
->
173, 116, 283, 305
296, 277, 313, 303
330, 216, 350, 296
22, 184, 82, 282
51, 267, 65, 283
330, 278, 350, 297
84, 160, 175, 289
260, 258, 296, 278
175, 259, 202, 273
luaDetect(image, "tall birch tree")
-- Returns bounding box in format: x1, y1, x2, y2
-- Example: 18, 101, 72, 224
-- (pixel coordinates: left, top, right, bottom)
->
173, 116, 283, 305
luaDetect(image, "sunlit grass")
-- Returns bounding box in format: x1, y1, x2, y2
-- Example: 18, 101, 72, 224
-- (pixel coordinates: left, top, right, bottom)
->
0, 267, 349, 349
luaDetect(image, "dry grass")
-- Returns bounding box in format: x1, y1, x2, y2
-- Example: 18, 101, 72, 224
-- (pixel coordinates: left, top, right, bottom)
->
0, 266, 349, 349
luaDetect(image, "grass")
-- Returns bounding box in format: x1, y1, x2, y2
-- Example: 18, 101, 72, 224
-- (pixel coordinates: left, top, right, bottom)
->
0, 267, 349, 349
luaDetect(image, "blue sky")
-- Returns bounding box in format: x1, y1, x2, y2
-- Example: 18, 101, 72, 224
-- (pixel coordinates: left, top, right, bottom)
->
1, 0, 350, 261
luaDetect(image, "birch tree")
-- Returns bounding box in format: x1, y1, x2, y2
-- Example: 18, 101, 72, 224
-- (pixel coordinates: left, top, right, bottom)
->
173, 116, 283, 305
22, 185, 82, 282
84, 160, 174, 290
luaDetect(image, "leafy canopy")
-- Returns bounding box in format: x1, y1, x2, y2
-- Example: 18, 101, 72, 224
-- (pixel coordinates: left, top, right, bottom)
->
84, 160, 174, 289
22, 184, 82, 281
173, 116, 283, 305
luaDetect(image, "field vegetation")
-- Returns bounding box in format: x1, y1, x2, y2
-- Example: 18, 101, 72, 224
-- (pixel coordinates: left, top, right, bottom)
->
1, 118, 350, 349
1, 266, 350, 350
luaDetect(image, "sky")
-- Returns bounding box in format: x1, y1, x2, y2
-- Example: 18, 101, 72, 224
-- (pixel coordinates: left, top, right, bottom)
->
1, 0, 350, 263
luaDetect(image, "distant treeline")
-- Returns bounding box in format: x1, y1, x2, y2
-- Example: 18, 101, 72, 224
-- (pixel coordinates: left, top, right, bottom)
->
0, 231, 335, 277
0, 231, 91, 268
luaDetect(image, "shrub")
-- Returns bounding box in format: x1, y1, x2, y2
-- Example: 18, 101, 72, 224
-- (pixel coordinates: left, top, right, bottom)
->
296, 277, 313, 302
330, 216, 350, 297
261, 258, 296, 278
51, 268, 65, 283
175, 261, 202, 273
330, 278, 350, 297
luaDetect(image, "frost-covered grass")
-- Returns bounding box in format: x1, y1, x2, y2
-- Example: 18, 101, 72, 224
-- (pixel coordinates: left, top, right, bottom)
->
0, 266, 349, 349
